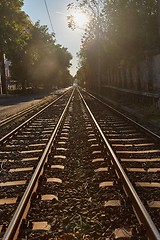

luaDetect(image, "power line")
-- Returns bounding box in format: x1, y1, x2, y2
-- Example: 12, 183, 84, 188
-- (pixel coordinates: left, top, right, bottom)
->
43, 0, 54, 33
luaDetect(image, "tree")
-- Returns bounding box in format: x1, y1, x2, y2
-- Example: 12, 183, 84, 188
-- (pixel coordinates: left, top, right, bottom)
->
26, 22, 72, 89
22, 22, 56, 89
0, 0, 30, 93
54, 45, 73, 87
0, 1, 72, 93
69, 0, 160, 92
157, 0, 160, 36
10, 21, 72, 90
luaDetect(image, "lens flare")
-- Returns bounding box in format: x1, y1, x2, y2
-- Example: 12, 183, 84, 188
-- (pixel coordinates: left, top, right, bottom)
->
74, 11, 89, 28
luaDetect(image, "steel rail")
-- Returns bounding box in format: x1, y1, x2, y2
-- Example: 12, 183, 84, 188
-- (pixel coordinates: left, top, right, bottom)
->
0, 88, 71, 128
0, 89, 70, 144
0, 95, 53, 128
3, 88, 75, 240
79, 89, 160, 240
83, 89, 160, 141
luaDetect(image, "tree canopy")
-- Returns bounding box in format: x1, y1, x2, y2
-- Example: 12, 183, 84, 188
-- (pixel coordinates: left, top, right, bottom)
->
0, 0, 73, 93
0, 0, 30, 93
69, 0, 160, 90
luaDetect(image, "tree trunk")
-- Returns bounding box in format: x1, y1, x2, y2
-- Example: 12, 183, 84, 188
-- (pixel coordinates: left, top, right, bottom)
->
123, 67, 127, 88
129, 64, 133, 89
22, 78, 26, 91
147, 56, 153, 92
0, 53, 7, 94
137, 64, 141, 91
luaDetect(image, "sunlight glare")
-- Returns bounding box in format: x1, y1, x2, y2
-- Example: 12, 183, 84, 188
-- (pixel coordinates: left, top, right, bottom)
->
74, 11, 89, 29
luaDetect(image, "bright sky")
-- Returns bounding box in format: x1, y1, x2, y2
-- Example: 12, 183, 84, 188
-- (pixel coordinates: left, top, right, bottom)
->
23, 0, 84, 76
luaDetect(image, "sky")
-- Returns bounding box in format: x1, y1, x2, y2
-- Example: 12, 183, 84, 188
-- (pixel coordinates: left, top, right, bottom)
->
23, 0, 84, 76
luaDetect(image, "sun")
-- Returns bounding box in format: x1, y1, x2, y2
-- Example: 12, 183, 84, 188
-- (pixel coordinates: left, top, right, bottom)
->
74, 11, 89, 29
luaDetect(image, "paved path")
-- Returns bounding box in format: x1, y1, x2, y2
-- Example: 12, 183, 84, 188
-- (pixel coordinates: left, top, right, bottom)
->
0, 88, 69, 121
0, 93, 51, 121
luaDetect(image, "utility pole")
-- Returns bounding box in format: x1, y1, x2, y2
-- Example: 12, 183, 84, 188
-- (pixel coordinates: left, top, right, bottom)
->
0, 53, 7, 94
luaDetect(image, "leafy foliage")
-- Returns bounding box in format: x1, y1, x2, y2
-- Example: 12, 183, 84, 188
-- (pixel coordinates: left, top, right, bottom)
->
10, 21, 73, 89
0, 1, 73, 93
0, 0, 29, 54
70, 0, 160, 89
0, 0, 31, 93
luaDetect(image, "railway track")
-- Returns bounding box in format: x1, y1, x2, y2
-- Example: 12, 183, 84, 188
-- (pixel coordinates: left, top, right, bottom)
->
0, 89, 73, 239
0, 87, 160, 239
0, 89, 70, 139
